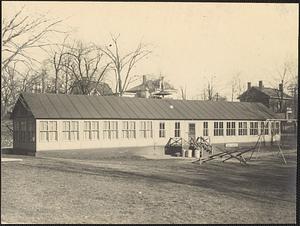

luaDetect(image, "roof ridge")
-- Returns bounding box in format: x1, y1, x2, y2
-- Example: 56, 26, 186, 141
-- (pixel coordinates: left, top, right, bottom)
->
18, 92, 278, 120
21, 92, 273, 106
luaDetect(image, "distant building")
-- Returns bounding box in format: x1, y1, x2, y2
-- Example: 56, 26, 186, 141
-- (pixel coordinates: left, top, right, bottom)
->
126, 75, 178, 99
70, 77, 113, 96
238, 81, 293, 119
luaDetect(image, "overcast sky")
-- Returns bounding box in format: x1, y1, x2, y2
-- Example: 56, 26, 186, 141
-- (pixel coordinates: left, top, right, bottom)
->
2, 2, 298, 99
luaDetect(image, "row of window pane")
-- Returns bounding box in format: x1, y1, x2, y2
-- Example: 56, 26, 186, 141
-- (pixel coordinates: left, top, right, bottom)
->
214, 121, 279, 136
39, 120, 155, 141
35, 120, 281, 142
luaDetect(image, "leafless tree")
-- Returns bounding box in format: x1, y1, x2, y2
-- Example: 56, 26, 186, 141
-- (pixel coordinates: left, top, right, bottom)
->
1, 65, 19, 117
2, 7, 64, 71
286, 61, 298, 118
47, 35, 71, 93
40, 36, 75, 94
98, 35, 152, 96
230, 72, 244, 101
180, 86, 187, 100
123, 74, 144, 92
1, 64, 49, 116
200, 89, 207, 101
60, 54, 73, 94
199, 76, 226, 101
203, 76, 215, 101
271, 60, 298, 113
207, 81, 214, 100
1, 7, 64, 117
61, 41, 111, 95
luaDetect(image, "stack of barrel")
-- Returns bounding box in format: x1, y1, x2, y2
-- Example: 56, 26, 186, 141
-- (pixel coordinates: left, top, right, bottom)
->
181, 147, 202, 158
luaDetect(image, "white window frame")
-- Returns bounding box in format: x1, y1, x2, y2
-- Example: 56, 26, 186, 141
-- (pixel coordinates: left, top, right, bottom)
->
250, 121, 258, 135
103, 121, 118, 139
203, 121, 209, 137
272, 121, 280, 135
140, 121, 153, 138
226, 122, 236, 136
264, 122, 269, 135
84, 121, 99, 140
40, 121, 58, 142
62, 121, 79, 141
214, 122, 224, 136
159, 122, 165, 138
122, 121, 136, 139
260, 121, 269, 135
174, 122, 180, 137
238, 122, 247, 136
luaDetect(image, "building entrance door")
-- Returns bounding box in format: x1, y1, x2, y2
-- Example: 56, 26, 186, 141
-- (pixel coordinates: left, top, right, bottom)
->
188, 123, 196, 141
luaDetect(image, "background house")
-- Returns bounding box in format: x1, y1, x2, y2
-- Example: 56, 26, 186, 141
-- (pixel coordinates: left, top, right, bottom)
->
238, 81, 294, 119
70, 77, 113, 96
126, 75, 178, 99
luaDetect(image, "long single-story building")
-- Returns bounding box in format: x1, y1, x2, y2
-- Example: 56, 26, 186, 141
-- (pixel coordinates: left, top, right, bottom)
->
11, 92, 281, 156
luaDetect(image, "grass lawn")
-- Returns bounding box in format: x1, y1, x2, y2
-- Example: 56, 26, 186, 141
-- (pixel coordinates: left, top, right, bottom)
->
1, 148, 297, 224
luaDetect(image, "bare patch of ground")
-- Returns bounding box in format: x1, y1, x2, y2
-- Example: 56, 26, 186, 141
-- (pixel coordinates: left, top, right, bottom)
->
1, 148, 297, 224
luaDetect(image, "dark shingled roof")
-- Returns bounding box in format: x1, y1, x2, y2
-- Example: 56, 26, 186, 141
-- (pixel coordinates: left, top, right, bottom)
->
14, 92, 278, 120
238, 86, 292, 100
70, 80, 113, 96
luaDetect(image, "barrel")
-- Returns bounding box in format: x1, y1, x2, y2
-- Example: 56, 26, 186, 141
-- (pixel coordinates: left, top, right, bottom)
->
187, 149, 193, 158
194, 149, 201, 159
181, 149, 186, 157
185, 149, 189, 157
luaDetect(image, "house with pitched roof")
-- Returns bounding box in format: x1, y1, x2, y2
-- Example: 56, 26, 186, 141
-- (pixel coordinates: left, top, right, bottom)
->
70, 77, 113, 96
10, 92, 281, 155
238, 81, 293, 118
126, 75, 178, 99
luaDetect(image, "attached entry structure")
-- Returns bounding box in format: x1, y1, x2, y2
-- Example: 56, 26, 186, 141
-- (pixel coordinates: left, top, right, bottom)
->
11, 92, 281, 155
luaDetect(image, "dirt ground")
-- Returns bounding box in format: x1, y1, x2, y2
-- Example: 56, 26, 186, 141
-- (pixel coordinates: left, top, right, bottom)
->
1, 148, 297, 224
